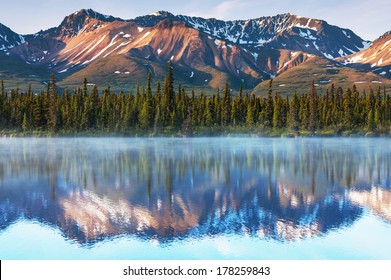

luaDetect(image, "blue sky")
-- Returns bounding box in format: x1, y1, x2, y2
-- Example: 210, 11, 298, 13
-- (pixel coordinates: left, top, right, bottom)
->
1, 0, 389, 40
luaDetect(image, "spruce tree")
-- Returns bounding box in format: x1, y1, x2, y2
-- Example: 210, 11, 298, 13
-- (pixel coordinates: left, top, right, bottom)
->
289, 91, 299, 132
190, 89, 197, 125
61, 88, 72, 130
231, 97, 239, 126
309, 81, 317, 133
222, 80, 231, 126
237, 86, 244, 124
245, 102, 255, 127
91, 85, 99, 128
367, 109, 375, 131
265, 79, 274, 127
181, 92, 193, 137
162, 61, 175, 126
81, 94, 93, 130
100, 90, 109, 129
0, 69, 390, 135
320, 89, 329, 127
273, 93, 285, 129
214, 88, 221, 125
139, 74, 155, 130
374, 88, 382, 128
383, 87, 390, 126
48, 74, 59, 132
352, 87, 361, 127
124, 93, 134, 129
299, 94, 309, 129
83, 78, 88, 96
22, 112, 28, 131
0, 80, 4, 96
205, 98, 215, 127
343, 87, 353, 129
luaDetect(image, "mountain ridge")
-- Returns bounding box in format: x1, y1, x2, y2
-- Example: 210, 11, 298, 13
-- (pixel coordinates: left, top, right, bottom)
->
131, 10, 370, 59
0, 22, 25, 51
0, 8, 390, 94
338, 30, 391, 79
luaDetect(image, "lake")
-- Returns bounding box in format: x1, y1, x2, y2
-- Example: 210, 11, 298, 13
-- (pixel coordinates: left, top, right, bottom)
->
0, 137, 390, 259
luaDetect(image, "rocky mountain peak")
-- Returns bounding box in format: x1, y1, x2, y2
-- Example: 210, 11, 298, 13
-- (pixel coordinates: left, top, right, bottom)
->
53, 9, 122, 37
67, 9, 120, 23
150, 11, 175, 18
0, 23, 25, 51
0, 9, 389, 93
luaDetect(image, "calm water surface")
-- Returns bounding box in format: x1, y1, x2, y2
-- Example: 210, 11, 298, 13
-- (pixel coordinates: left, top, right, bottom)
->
0, 137, 390, 259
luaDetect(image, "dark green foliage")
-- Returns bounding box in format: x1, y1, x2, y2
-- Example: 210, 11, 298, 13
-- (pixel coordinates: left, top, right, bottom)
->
264, 79, 274, 128
47, 74, 60, 132
343, 87, 353, 128
0, 65, 390, 135
139, 74, 154, 129
273, 93, 284, 129
222, 80, 231, 126
309, 81, 317, 133
161, 61, 175, 126
289, 91, 300, 132
245, 103, 255, 127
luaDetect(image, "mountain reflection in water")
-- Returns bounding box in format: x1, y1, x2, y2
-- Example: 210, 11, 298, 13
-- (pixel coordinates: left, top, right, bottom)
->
0, 138, 390, 245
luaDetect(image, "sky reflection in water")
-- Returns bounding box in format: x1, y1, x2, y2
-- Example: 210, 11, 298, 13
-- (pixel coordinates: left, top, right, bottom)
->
0, 137, 390, 259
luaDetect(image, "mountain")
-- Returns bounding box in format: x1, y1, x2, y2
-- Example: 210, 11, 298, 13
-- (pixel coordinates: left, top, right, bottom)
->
0, 23, 47, 89
339, 30, 391, 79
132, 11, 370, 59
5, 10, 319, 89
0, 9, 389, 93
0, 23, 25, 51
51, 8, 122, 37
252, 56, 391, 96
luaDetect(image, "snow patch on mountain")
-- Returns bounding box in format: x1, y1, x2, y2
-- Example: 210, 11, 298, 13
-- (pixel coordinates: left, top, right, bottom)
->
342, 30, 351, 38
86, 35, 107, 54
82, 35, 116, 64
293, 22, 318, 31
113, 41, 132, 54
338, 49, 346, 56
136, 31, 150, 44
312, 41, 319, 50
357, 41, 371, 51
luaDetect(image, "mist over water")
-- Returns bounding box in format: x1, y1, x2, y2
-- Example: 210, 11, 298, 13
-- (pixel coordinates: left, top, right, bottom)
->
0, 137, 390, 259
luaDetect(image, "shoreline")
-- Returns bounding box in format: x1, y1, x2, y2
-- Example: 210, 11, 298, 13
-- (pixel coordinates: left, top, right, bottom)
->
1, 128, 390, 138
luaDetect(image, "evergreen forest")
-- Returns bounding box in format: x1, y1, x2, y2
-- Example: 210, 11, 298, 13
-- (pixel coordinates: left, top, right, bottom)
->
0, 62, 390, 137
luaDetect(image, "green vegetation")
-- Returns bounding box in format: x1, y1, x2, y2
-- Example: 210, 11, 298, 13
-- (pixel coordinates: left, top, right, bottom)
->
0, 63, 390, 137
252, 56, 391, 97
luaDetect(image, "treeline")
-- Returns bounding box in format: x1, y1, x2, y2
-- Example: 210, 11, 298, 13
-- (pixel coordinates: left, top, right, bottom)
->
0, 62, 390, 136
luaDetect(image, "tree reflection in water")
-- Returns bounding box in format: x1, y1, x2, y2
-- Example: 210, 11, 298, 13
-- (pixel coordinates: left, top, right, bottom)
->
0, 138, 390, 244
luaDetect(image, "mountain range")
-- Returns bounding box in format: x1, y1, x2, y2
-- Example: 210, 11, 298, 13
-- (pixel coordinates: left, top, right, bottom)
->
0, 9, 390, 95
